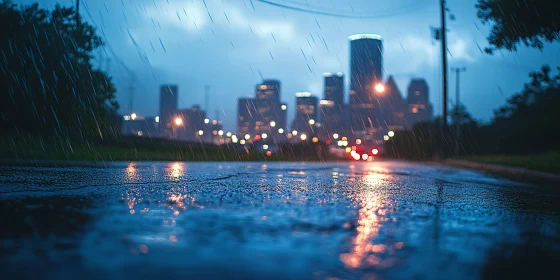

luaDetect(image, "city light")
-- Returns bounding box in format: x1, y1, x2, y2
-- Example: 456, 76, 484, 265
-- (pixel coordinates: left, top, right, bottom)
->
341, 136, 347, 141
312, 137, 319, 143
232, 135, 238, 143
342, 140, 348, 146
131, 113, 137, 120
174, 117, 183, 126
384, 135, 390, 141
362, 154, 369, 161
345, 147, 352, 153
337, 140, 343, 146
292, 130, 298, 136
295, 92, 311, 97
123, 115, 130, 121
308, 119, 315, 125
262, 133, 268, 139
375, 83, 385, 93
245, 134, 251, 140
240, 139, 246, 145
300, 134, 307, 141
204, 118, 210, 124
218, 130, 224, 136
281, 104, 287, 111
372, 148, 379, 155
212, 120, 218, 125
226, 132, 232, 137
198, 130, 204, 136
270, 121, 276, 127
356, 139, 362, 145
266, 151, 272, 157
263, 144, 269, 150
278, 128, 284, 134
333, 133, 339, 139
388, 131, 395, 137
155, 116, 160, 123
212, 130, 218, 136
137, 131, 143, 137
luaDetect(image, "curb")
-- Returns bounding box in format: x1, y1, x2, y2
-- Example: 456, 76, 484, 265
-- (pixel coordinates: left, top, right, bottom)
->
444, 159, 560, 182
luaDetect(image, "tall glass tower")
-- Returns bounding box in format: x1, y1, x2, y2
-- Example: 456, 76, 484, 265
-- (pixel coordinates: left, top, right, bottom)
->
348, 34, 383, 134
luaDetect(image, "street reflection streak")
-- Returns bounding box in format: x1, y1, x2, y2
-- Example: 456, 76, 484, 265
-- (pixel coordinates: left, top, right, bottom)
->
340, 169, 390, 269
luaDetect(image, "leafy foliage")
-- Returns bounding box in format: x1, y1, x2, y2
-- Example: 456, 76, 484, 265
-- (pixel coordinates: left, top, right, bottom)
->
0, 1, 118, 138
476, 0, 560, 52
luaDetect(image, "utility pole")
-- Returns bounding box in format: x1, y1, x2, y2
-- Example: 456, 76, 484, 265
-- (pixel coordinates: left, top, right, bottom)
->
75, 0, 80, 28
451, 67, 466, 158
440, 0, 448, 131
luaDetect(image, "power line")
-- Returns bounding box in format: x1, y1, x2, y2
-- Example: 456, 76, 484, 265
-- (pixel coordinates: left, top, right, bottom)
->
254, 0, 431, 18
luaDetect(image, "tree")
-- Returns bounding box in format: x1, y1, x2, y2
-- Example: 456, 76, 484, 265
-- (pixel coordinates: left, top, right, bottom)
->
476, 0, 560, 52
485, 65, 560, 154
0, 1, 118, 138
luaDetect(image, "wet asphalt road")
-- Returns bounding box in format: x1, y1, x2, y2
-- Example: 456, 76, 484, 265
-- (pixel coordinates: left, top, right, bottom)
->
0, 161, 559, 279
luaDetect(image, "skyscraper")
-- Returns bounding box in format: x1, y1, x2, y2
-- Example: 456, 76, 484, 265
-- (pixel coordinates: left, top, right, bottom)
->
348, 34, 383, 134
237, 97, 256, 136
292, 92, 318, 135
378, 76, 405, 130
254, 79, 285, 135
159, 84, 179, 136
321, 72, 345, 134
406, 79, 433, 126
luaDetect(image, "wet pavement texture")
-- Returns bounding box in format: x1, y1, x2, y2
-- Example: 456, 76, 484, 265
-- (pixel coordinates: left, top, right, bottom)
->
0, 161, 559, 279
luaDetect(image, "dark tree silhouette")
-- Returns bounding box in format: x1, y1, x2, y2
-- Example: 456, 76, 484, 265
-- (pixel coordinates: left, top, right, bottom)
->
476, 0, 560, 53
0, 1, 118, 138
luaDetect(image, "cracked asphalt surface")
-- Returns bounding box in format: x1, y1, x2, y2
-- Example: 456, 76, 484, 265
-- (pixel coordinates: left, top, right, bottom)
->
0, 161, 559, 279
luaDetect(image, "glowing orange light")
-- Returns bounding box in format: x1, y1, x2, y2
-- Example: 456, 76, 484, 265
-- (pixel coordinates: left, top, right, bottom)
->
174, 117, 183, 126
374, 83, 385, 93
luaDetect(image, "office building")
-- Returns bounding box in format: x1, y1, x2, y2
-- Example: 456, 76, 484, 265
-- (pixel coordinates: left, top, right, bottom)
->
378, 76, 406, 130
321, 72, 345, 134
406, 79, 433, 126
291, 92, 318, 135
159, 84, 179, 136
348, 34, 383, 135
237, 97, 257, 136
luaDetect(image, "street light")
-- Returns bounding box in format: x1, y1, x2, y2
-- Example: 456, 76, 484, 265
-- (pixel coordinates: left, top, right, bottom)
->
356, 139, 362, 145
292, 130, 298, 136
374, 83, 385, 93
270, 121, 276, 127
308, 119, 315, 125
226, 132, 232, 137
245, 134, 251, 140
281, 104, 287, 111
174, 117, 183, 126
262, 133, 268, 139
131, 113, 137, 120
240, 139, 246, 145
155, 116, 160, 123
263, 144, 269, 150
300, 134, 307, 141
278, 128, 284, 134
383, 135, 390, 141
204, 118, 210, 124
198, 130, 204, 136
388, 131, 395, 137
333, 133, 339, 139
218, 130, 224, 136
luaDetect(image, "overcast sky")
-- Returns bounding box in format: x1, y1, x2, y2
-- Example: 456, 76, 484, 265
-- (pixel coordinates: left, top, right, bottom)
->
25, 0, 560, 131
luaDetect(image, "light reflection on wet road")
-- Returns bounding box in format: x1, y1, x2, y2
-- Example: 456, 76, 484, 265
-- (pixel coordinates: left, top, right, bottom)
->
0, 161, 559, 279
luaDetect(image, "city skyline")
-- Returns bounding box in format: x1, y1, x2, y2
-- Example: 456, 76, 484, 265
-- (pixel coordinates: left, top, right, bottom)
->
23, 0, 560, 132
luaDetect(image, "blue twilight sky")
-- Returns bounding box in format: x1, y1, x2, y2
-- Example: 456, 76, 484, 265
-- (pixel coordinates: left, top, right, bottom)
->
22, 0, 560, 131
